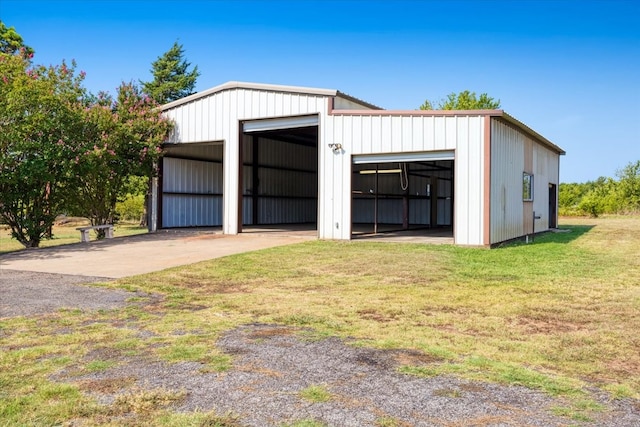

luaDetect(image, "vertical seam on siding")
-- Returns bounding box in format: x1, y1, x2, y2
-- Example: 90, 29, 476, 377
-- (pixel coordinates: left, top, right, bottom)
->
484, 116, 491, 246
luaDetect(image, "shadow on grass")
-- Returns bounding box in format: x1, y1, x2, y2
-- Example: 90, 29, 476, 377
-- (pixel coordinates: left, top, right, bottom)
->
493, 224, 596, 249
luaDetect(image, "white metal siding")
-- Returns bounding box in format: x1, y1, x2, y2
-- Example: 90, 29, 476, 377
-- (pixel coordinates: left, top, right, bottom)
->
490, 119, 560, 243
161, 84, 560, 245
333, 96, 376, 110
533, 143, 560, 231
241, 136, 317, 225
450, 117, 484, 245
320, 114, 485, 244
163, 87, 327, 234
490, 120, 525, 243
162, 157, 223, 227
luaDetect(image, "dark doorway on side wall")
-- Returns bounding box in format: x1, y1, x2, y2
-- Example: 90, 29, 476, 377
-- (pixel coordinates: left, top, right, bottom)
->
549, 183, 557, 228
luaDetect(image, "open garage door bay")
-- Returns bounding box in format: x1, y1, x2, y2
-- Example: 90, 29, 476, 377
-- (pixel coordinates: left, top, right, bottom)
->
240, 115, 319, 233
352, 151, 455, 237
160, 142, 224, 228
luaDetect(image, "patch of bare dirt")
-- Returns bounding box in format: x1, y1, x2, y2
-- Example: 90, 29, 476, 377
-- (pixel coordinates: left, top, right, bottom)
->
511, 316, 587, 334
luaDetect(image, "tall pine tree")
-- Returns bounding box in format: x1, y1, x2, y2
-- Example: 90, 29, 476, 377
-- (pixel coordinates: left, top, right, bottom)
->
0, 20, 35, 57
141, 41, 199, 104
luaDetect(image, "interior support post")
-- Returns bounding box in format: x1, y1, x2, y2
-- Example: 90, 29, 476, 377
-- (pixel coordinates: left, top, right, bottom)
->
430, 175, 438, 228
252, 135, 259, 225
402, 168, 409, 230
374, 164, 379, 234
237, 127, 243, 233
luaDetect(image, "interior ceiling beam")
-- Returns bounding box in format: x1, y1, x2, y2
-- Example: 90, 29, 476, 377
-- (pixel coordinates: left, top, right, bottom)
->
248, 126, 318, 148
410, 166, 453, 173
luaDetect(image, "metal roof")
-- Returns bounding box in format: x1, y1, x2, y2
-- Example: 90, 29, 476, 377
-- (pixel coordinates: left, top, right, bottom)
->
328, 107, 565, 155
161, 81, 562, 155
161, 81, 380, 110
498, 111, 565, 155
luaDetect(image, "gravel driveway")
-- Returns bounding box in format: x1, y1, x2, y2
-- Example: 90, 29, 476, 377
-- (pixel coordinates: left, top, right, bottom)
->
1, 270, 125, 317
1, 269, 639, 426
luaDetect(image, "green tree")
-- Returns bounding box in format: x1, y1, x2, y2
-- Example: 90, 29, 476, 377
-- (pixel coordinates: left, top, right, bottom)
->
0, 54, 85, 247
575, 177, 620, 217
615, 160, 640, 213
420, 90, 501, 110
141, 41, 199, 104
0, 21, 34, 57
559, 182, 590, 216
69, 83, 173, 237
560, 161, 640, 217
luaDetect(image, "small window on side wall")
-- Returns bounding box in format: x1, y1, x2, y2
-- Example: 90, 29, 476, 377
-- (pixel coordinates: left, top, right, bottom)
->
523, 172, 534, 201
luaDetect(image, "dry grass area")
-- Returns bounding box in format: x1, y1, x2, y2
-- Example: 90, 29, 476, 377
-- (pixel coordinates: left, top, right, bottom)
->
1, 216, 639, 425
0, 218, 148, 254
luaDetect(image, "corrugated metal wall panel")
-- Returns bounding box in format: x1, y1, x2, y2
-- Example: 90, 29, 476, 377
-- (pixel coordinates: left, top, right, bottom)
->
351, 165, 439, 226
321, 114, 485, 242
434, 117, 446, 151
360, 116, 372, 154
462, 117, 483, 242
427, 116, 483, 245
162, 194, 222, 227
257, 139, 317, 171
377, 199, 403, 223
163, 157, 222, 194
340, 115, 466, 157
242, 196, 253, 225
162, 157, 223, 227
258, 169, 316, 197
163, 87, 328, 234
490, 120, 526, 243
334, 96, 375, 110
490, 119, 561, 243
437, 178, 453, 225
409, 199, 430, 225
352, 198, 375, 223
242, 165, 252, 194
222, 91, 238, 234
241, 136, 317, 225
351, 199, 403, 224
164, 88, 326, 144
381, 116, 393, 152
532, 142, 560, 231
352, 198, 438, 226
257, 198, 317, 224
164, 143, 222, 161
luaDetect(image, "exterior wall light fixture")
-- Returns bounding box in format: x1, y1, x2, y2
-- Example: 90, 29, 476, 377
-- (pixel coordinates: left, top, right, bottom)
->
328, 143, 342, 152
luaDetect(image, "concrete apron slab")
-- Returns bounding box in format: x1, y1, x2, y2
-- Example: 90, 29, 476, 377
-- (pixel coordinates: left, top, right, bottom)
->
0, 232, 314, 279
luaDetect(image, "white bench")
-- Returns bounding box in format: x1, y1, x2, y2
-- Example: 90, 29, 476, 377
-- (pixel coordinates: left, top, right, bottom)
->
76, 224, 114, 243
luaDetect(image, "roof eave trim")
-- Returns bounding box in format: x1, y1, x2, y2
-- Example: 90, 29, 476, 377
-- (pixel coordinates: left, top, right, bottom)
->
328, 108, 505, 116
161, 81, 339, 111
335, 91, 383, 110
326, 108, 565, 155
496, 112, 566, 155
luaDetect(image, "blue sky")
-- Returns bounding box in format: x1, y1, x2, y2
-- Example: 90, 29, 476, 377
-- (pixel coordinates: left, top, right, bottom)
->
2, 0, 638, 183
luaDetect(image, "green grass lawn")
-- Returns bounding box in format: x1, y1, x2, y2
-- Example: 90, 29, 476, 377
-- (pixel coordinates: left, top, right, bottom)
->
1, 216, 639, 425
0, 220, 148, 254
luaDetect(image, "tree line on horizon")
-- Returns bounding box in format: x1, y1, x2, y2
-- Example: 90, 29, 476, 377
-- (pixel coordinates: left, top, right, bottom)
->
560, 161, 640, 217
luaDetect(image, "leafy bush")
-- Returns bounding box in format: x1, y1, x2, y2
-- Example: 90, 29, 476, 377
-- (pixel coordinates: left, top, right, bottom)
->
116, 194, 144, 222
560, 161, 640, 217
